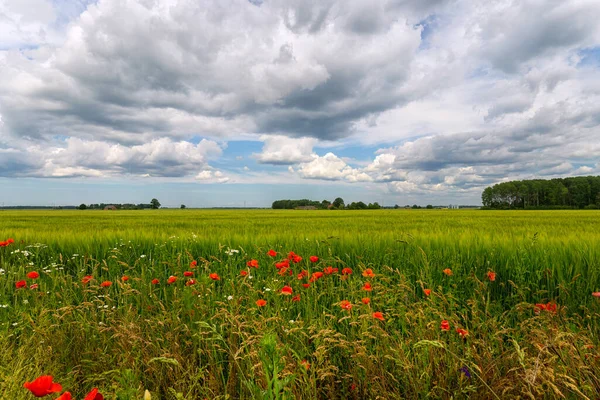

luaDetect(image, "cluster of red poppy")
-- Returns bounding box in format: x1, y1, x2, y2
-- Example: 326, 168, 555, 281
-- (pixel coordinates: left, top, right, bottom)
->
534, 302, 558, 314
23, 375, 102, 399
15, 270, 40, 290
0, 237, 15, 247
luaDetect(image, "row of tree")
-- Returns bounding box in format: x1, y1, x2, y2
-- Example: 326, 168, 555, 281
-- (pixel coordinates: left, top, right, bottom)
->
272, 198, 381, 210
481, 176, 600, 209
80, 199, 162, 210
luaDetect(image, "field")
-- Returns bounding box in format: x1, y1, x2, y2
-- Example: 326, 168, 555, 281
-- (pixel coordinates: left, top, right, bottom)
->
2, 209, 600, 399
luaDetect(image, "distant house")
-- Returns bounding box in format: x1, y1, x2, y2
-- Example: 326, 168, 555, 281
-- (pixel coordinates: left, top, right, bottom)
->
104, 205, 117, 210
295, 206, 317, 210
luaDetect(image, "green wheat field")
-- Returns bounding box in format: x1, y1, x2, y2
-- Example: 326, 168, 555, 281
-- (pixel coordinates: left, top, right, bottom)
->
2, 209, 600, 399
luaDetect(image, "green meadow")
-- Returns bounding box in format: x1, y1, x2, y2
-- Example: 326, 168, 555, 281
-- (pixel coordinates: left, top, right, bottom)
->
2, 209, 600, 399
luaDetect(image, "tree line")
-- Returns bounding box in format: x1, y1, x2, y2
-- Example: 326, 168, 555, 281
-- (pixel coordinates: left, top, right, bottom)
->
482, 176, 600, 209
272, 198, 381, 210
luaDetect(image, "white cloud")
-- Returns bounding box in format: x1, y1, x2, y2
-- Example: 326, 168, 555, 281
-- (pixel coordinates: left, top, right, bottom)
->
254, 135, 317, 165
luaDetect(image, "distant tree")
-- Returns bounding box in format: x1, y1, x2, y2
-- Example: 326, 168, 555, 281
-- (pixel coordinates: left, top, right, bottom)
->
321, 200, 331, 209
180, 204, 186, 209
426, 204, 433, 209
332, 197, 345, 209
150, 198, 161, 209
78, 204, 87, 210
394, 204, 399, 209
412, 204, 419, 209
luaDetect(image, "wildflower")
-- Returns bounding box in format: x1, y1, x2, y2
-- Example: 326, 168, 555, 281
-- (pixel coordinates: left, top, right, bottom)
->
82, 275, 93, 285
362, 297, 370, 305
423, 288, 431, 296
23, 375, 62, 397
456, 328, 469, 338
30, 284, 38, 290
459, 366, 471, 379
362, 282, 373, 291
209, 273, 220, 281
84, 388, 103, 400
277, 267, 292, 276
292, 294, 301, 302
276, 259, 290, 269
441, 320, 450, 331
287, 251, 297, 260
291, 254, 302, 263
100, 281, 112, 288
309, 272, 324, 282
362, 268, 375, 278
301, 360, 310, 370
281, 285, 293, 295
443, 268, 452, 276
323, 266, 338, 275
240, 270, 248, 277
144, 390, 152, 400
27, 271, 40, 279
247, 259, 259, 268
15, 280, 27, 289
267, 249, 277, 257
190, 260, 198, 268
309, 256, 319, 263
167, 276, 177, 284
487, 271, 496, 282
183, 271, 194, 277
151, 278, 160, 285
186, 279, 196, 286
121, 276, 129, 282
256, 299, 267, 307
535, 302, 557, 314
340, 300, 352, 310
55, 392, 72, 400
302, 283, 310, 288
373, 311, 384, 321
297, 270, 308, 279
341, 267, 353, 275
7, 238, 15, 244
593, 292, 600, 297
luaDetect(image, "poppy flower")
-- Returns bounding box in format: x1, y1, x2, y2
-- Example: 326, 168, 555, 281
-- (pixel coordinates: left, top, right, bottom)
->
209, 273, 220, 281
27, 271, 40, 279
121, 276, 129, 282
287, 251, 297, 260
55, 392, 72, 400
441, 320, 450, 331
292, 295, 301, 302
190, 260, 198, 268
297, 270, 308, 279
340, 300, 352, 310
309, 272, 324, 282
84, 388, 104, 400
267, 249, 277, 257
23, 375, 63, 397
534, 303, 546, 314
362, 269, 375, 278
186, 279, 196, 286
16, 280, 27, 289
372, 312, 384, 321
247, 259, 259, 268
545, 302, 557, 313
301, 360, 310, 370
291, 255, 303, 263
256, 299, 267, 307
281, 285, 293, 295
30, 284, 39, 290
361, 297, 370, 305
593, 292, 600, 297
341, 268, 353, 275
183, 271, 194, 277
100, 281, 112, 288
277, 267, 292, 276
362, 282, 373, 291
456, 328, 469, 338
276, 259, 290, 269
535, 302, 557, 314
240, 270, 248, 277
7, 238, 15, 244
151, 278, 160, 285
167, 276, 177, 284
323, 266, 338, 275
302, 283, 310, 288
442, 268, 452, 276
423, 289, 431, 296
309, 256, 319, 263
82, 275, 93, 285
487, 271, 496, 282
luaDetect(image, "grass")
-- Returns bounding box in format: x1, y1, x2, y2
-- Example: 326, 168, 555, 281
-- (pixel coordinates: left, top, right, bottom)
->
1, 209, 600, 399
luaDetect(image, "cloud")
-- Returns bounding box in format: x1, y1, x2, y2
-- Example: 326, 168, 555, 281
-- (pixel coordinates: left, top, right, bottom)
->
296, 152, 372, 182
254, 135, 317, 165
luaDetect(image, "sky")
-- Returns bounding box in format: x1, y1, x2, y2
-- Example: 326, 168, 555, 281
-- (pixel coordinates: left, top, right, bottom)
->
1, 0, 599, 208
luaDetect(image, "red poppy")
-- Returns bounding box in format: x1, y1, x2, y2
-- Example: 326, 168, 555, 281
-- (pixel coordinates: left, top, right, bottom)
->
82, 275, 93, 285
277, 267, 292, 276
292, 295, 301, 302
593, 292, 600, 297
340, 300, 352, 310
287, 251, 297, 260
487, 271, 496, 282
55, 392, 72, 400
291, 255, 303, 263
186, 279, 196, 286
121, 276, 129, 282
7, 238, 15, 244
362, 297, 370, 305
167, 276, 177, 284
301, 360, 310, 370
362, 269, 375, 278
30, 284, 39, 290
309, 256, 319, 263
372, 312, 384, 321
27, 271, 40, 279
100, 281, 112, 288
84, 388, 104, 400
209, 273, 220, 281
15, 280, 26, 289
535, 302, 557, 314
309, 272, 324, 282
256, 299, 267, 307
341, 268, 353, 275
443, 268, 452, 276
247, 259, 259, 268
276, 259, 290, 269
183, 271, 194, 277
545, 302, 557, 313
240, 270, 248, 277
423, 288, 431, 296
23, 375, 63, 397
151, 278, 160, 285
456, 328, 469, 338
190, 260, 198, 268
441, 320, 450, 331
267, 249, 277, 257
297, 270, 308, 279
362, 282, 372, 291
323, 266, 338, 275
281, 285, 293, 295
302, 283, 310, 288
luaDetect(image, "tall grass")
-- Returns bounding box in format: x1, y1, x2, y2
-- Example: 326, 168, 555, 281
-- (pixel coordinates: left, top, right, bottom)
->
1, 209, 600, 398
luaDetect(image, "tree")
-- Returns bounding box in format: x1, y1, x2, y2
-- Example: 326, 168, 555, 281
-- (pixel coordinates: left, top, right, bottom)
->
426, 204, 433, 209
78, 204, 87, 210
332, 197, 345, 209
180, 204, 186, 209
150, 198, 161, 209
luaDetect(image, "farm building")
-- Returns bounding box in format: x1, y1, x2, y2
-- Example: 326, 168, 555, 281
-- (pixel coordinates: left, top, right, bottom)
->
103, 205, 117, 210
